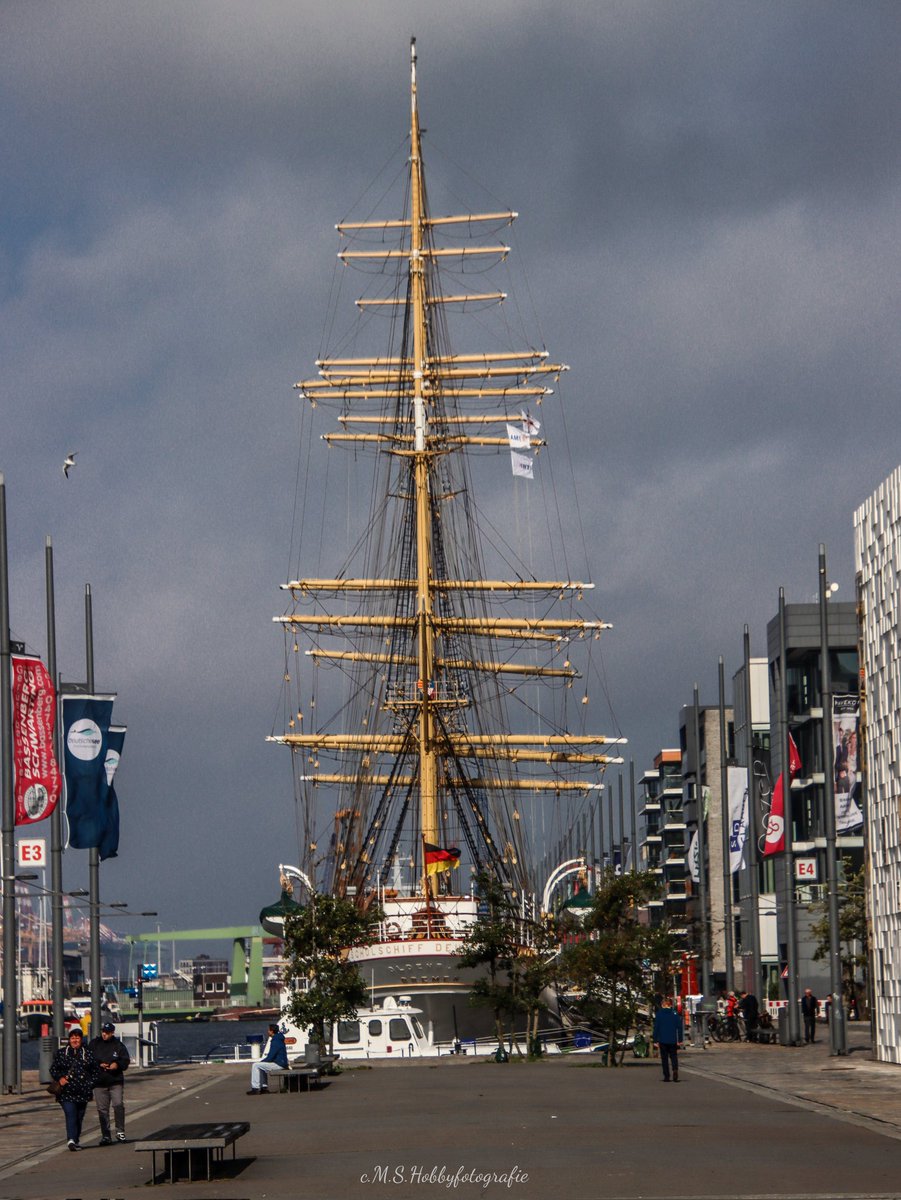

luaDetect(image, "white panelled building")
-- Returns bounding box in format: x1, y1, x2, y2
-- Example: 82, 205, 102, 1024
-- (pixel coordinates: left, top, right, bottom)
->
855, 465, 901, 1063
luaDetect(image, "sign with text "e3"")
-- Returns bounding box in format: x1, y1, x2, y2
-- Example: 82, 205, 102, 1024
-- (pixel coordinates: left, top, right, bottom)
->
794, 856, 817, 881
17, 838, 47, 867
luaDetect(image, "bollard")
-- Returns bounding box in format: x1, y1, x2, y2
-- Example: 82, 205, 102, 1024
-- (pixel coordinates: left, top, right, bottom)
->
39, 1035, 57, 1084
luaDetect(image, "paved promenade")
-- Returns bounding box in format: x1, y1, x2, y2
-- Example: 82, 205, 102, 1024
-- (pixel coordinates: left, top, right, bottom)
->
3, 1023, 901, 1199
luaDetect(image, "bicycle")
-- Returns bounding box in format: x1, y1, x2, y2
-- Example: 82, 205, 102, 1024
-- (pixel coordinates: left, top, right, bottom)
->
706, 1013, 742, 1042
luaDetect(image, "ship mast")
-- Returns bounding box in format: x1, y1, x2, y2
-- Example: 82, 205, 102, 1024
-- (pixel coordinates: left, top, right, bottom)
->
409, 37, 439, 849
274, 42, 627, 901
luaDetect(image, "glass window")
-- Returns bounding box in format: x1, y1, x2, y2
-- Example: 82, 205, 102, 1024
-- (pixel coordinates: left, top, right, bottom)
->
388, 1018, 410, 1040
367, 1020, 383, 1037
336, 1020, 361, 1044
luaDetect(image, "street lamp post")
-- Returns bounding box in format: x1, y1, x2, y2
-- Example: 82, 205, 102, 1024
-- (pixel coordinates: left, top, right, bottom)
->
83, 586, 104, 1042
819, 544, 847, 1056
693, 684, 712, 997
45, 536, 66, 1041
743, 626, 763, 998
1, 474, 19, 1093
719, 657, 735, 995
779, 588, 803, 1046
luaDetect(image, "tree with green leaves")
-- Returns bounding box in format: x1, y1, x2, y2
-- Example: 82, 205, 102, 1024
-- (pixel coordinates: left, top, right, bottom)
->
810, 858, 868, 1009
457, 872, 559, 1056
282, 893, 383, 1050
558, 869, 676, 1065
457, 873, 522, 1047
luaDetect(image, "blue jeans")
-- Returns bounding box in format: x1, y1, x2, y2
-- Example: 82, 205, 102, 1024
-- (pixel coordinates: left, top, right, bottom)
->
61, 1099, 88, 1143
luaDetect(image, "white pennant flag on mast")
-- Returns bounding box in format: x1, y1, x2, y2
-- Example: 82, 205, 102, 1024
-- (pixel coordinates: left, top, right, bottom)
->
506, 423, 531, 450
521, 410, 540, 436
510, 450, 533, 479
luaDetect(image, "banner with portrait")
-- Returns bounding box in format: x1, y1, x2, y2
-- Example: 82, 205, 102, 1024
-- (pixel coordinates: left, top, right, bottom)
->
833, 695, 863, 832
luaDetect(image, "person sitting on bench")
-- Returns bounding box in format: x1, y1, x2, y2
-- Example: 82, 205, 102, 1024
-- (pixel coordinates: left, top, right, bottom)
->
247, 1023, 288, 1094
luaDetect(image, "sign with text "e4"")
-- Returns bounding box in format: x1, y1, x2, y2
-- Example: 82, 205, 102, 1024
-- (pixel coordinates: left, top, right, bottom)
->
17, 838, 47, 867
794, 856, 818, 882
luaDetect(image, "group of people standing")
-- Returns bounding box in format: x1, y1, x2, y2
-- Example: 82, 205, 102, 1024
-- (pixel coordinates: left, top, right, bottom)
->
49, 1023, 130, 1151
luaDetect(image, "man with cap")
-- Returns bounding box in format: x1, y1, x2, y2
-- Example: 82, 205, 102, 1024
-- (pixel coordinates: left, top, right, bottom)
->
89, 1021, 131, 1144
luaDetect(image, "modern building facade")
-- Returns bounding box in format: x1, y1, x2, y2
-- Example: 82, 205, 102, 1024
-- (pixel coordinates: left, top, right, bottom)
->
731, 655, 775, 996
639, 750, 687, 944
680, 702, 738, 991
855, 466, 901, 1063
765, 599, 862, 1009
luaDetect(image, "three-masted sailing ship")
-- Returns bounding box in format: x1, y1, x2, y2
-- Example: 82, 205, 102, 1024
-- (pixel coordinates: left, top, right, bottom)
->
270, 40, 625, 1041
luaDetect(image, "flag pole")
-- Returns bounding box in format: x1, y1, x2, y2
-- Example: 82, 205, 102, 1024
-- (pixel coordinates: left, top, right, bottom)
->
85, 585, 102, 1040
421, 836, 433, 938
693, 685, 712, 998
779, 588, 802, 1045
819, 544, 846, 1055
629, 758, 637, 874
743, 625, 763, 1000
0, 474, 20, 1092
45, 537, 66, 1040
719, 656, 735, 994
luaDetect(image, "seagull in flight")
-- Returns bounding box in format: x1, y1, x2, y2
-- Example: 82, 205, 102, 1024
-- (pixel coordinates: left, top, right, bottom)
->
63, 452, 77, 478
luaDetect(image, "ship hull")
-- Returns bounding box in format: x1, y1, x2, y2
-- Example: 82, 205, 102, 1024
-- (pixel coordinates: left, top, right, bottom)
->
347, 938, 559, 1043
348, 939, 495, 1042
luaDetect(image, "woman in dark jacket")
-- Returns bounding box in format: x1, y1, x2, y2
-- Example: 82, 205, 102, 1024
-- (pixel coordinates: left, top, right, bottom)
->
50, 1027, 98, 1150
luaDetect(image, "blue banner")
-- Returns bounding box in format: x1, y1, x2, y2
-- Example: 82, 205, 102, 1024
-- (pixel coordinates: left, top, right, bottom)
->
98, 725, 125, 861
63, 695, 114, 850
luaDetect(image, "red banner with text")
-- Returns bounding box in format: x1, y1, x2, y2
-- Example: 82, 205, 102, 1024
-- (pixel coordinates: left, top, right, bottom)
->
12, 654, 61, 824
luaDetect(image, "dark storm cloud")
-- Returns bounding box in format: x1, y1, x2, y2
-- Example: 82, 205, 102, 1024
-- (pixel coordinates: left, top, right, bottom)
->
1, 1, 899, 929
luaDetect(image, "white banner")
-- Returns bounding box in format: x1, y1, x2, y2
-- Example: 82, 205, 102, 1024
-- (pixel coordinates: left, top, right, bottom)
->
727, 766, 749, 873
507, 423, 531, 450
688, 829, 700, 883
510, 450, 533, 478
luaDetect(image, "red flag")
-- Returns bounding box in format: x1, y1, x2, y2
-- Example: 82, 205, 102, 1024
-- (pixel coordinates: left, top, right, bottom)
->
763, 733, 802, 857
424, 842, 461, 876
12, 655, 61, 825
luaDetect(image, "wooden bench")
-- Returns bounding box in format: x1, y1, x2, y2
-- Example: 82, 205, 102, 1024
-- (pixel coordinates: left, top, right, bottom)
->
134, 1121, 250, 1184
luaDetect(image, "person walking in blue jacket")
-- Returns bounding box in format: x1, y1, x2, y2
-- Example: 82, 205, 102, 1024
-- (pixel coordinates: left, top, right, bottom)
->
652, 995, 684, 1082
247, 1023, 289, 1094
50, 1027, 99, 1149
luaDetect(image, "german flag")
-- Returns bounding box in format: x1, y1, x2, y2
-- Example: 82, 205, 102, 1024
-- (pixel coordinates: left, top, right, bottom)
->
424, 842, 461, 876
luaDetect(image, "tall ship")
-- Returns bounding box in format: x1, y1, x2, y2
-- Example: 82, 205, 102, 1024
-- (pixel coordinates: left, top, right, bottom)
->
269, 41, 625, 1042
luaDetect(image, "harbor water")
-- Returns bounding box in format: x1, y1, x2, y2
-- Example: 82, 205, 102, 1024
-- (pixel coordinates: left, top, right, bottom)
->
20, 1017, 275, 1070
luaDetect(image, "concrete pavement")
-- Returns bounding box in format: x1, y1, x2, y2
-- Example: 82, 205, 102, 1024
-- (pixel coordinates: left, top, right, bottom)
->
2, 1023, 901, 1199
